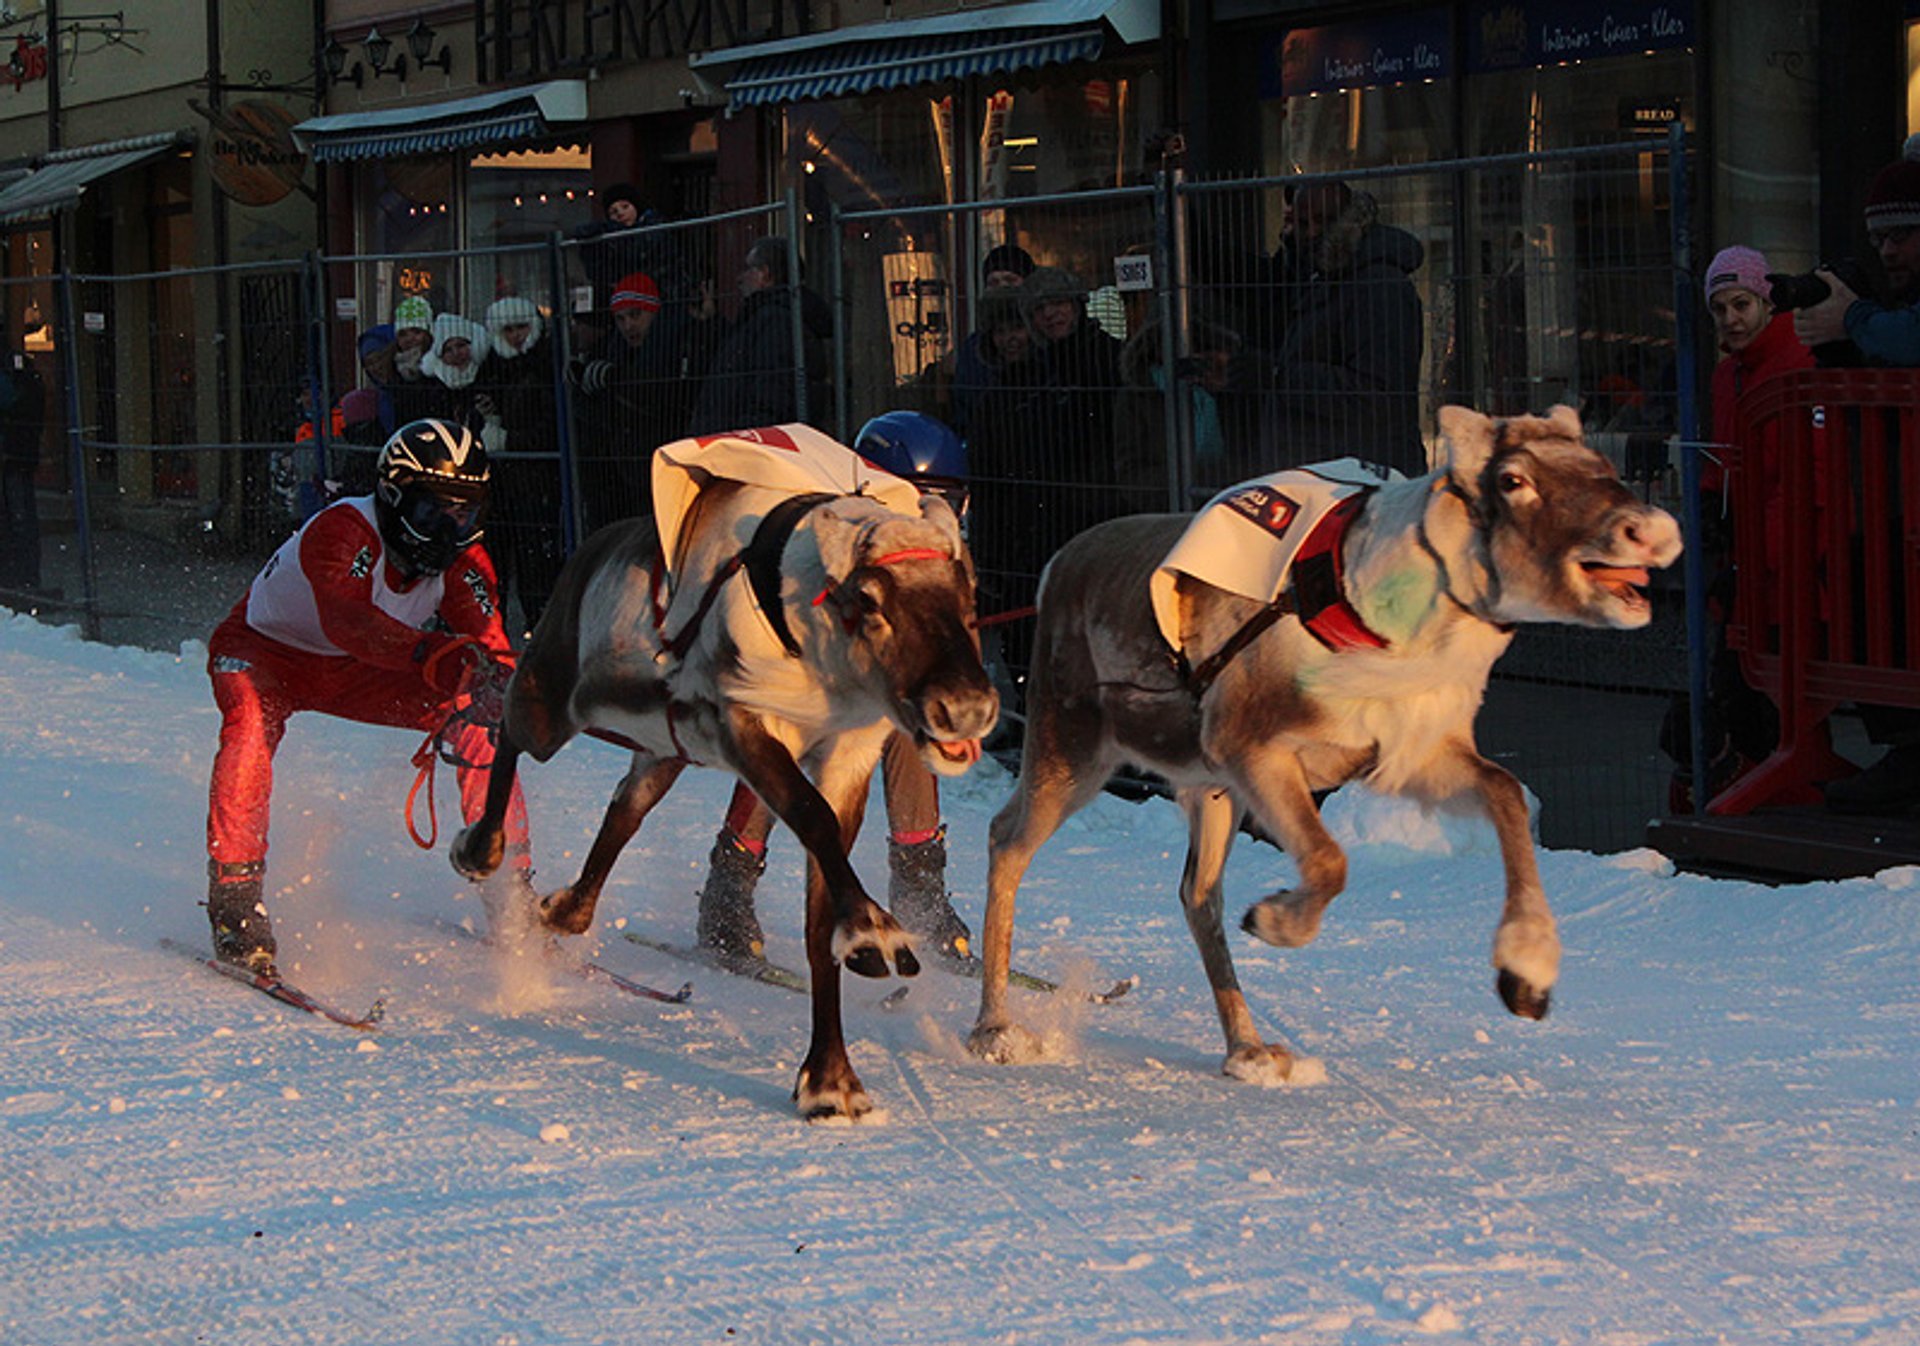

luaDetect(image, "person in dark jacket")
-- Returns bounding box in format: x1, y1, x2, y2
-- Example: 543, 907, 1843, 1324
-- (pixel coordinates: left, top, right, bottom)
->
948, 243, 1036, 435
1261, 182, 1426, 474
571, 183, 699, 320
686, 236, 832, 435
569, 271, 696, 532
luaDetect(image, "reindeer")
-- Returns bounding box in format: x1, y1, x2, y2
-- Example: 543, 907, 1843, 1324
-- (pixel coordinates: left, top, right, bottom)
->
452, 427, 998, 1120
969, 406, 1682, 1082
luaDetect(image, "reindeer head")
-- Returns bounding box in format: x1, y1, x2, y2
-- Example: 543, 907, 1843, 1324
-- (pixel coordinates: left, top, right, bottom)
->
1436, 404, 1682, 629
811, 494, 1000, 775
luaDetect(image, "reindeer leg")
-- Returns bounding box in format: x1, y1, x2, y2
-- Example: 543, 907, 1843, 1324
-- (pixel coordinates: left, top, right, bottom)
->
723, 711, 913, 979
540, 754, 686, 936
1230, 745, 1349, 949
1450, 750, 1557, 1020
791, 758, 883, 1122
969, 695, 1116, 1064
1178, 787, 1293, 1084
450, 735, 524, 881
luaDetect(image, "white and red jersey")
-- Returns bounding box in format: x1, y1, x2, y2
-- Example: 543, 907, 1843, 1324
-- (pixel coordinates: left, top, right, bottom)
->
231, 496, 509, 690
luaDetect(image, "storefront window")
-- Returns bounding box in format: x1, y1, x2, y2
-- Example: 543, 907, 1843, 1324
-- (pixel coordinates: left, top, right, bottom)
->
356, 159, 456, 332
466, 143, 594, 309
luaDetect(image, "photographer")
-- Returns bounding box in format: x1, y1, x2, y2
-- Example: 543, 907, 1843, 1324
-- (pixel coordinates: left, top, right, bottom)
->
1792, 158, 1920, 361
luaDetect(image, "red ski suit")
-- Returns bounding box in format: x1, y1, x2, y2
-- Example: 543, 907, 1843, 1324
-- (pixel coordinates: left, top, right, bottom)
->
205, 496, 529, 875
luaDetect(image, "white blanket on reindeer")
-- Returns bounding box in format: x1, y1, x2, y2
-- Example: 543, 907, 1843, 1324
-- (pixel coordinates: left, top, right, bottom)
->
1148, 458, 1398, 655
651, 423, 921, 586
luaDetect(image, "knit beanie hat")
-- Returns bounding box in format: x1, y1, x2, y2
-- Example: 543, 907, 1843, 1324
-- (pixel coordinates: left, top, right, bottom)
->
610, 272, 661, 312
356, 323, 396, 360
602, 182, 643, 219
981, 243, 1035, 283
1019, 266, 1086, 317
485, 295, 543, 359
393, 295, 433, 334
422, 313, 487, 389
1704, 246, 1772, 304
1864, 158, 1920, 231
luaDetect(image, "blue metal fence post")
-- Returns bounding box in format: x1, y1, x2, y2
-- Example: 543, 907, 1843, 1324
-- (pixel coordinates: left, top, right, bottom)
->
305, 251, 332, 510
829, 201, 848, 442
54, 267, 98, 640
786, 187, 808, 425
1669, 123, 1712, 812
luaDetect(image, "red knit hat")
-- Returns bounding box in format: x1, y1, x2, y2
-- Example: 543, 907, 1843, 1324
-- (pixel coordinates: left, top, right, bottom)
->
610, 272, 661, 312
1865, 158, 1920, 231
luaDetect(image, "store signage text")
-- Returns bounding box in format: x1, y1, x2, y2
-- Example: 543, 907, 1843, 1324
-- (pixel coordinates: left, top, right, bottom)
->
476, 0, 814, 82
1271, 8, 1452, 98
1469, 0, 1694, 71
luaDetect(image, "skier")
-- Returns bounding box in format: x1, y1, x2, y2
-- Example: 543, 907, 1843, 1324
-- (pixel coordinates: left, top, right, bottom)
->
202, 418, 532, 974
694, 410, 978, 964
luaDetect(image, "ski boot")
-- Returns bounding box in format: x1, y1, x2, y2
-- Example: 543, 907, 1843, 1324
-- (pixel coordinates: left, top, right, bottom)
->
206, 860, 277, 977
696, 827, 767, 961
887, 827, 973, 962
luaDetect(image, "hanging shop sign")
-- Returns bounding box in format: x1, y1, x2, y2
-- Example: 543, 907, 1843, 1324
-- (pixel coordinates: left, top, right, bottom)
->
1267, 8, 1451, 99
194, 99, 307, 207
7, 36, 49, 91
1469, 0, 1695, 72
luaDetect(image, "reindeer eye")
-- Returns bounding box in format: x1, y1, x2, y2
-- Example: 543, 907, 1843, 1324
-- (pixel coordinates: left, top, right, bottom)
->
1497, 470, 1530, 494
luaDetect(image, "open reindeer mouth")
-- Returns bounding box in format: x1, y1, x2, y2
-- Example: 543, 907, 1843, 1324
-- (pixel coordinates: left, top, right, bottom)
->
919, 733, 983, 767
1581, 562, 1652, 607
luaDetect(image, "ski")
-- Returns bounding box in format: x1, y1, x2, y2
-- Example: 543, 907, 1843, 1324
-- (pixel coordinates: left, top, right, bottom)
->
160, 938, 386, 1031
930, 950, 1138, 1004
424, 918, 693, 1004
622, 932, 812, 994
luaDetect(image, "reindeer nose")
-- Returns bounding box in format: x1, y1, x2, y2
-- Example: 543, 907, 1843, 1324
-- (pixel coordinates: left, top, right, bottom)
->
926, 681, 1000, 740
1618, 506, 1683, 563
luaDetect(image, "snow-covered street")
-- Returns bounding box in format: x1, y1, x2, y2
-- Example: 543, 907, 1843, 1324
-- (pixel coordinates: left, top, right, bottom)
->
1, 610, 1915, 1344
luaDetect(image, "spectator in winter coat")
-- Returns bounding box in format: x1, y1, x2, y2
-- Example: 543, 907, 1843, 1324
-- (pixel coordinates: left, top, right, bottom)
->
1112, 315, 1247, 505
476, 295, 564, 634
948, 243, 1036, 435
1017, 264, 1125, 535
569, 271, 694, 532
202, 418, 533, 974
420, 313, 491, 429
1260, 182, 1426, 475
570, 183, 699, 322
686, 236, 832, 435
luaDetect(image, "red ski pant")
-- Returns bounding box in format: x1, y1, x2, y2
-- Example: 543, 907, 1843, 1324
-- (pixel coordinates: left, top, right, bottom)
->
206, 620, 529, 878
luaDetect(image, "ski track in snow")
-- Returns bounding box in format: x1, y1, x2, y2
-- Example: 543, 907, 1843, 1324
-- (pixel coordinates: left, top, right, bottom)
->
1, 610, 1918, 1344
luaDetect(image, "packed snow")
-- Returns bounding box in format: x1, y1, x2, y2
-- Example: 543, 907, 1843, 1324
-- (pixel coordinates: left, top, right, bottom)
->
1, 609, 1916, 1344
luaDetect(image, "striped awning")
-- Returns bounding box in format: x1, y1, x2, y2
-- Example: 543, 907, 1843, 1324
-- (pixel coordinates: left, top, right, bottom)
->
692, 0, 1157, 107
291, 81, 588, 163
0, 132, 193, 225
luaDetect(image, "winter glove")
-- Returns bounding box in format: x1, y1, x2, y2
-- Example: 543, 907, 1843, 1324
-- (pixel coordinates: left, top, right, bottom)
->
459, 648, 515, 725
480, 413, 507, 458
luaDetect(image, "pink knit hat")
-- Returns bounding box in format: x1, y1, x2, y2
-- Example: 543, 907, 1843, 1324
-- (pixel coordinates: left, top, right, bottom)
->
1704, 246, 1772, 304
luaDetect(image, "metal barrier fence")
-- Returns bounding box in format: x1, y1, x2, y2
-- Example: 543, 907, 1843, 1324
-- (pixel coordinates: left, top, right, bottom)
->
3, 139, 1695, 850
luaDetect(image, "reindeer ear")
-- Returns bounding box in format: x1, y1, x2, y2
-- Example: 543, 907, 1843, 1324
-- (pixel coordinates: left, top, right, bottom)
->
917, 493, 963, 555
811, 505, 865, 583
1543, 403, 1585, 440
1436, 405, 1498, 495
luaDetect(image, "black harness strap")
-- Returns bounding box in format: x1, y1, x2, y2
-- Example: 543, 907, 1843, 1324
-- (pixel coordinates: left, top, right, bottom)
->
744, 491, 838, 658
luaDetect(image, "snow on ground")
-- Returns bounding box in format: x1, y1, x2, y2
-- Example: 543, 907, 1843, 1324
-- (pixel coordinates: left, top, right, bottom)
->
0, 608, 1916, 1345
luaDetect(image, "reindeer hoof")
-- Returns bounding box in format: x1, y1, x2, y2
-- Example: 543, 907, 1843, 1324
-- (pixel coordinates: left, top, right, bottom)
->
793, 1066, 874, 1122
893, 945, 920, 978
844, 945, 888, 979
449, 825, 504, 881
1241, 894, 1324, 948
1223, 1043, 1295, 1086
967, 1021, 1045, 1064
538, 887, 595, 937
1497, 969, 1552, 1020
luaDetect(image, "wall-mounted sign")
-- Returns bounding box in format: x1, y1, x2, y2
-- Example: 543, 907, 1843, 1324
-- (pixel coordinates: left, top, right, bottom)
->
192, 99, 306, 207
83, 311, 106, 334
1269, 8, 1451, 98
334, 297, 359, 321
1470, 0, 1695, 73
1620, 98, 1683, 133
7, 36, 48, 91
1114, 254, 1153, 292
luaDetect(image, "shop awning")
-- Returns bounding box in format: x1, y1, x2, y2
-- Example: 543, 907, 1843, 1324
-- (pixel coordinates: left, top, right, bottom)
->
691, 0, 1157, 107
0, 132, 193, 225
291, 80, 589, 163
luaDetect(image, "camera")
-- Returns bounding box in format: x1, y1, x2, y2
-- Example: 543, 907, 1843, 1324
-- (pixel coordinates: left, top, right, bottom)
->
1765, 258, 1875, 312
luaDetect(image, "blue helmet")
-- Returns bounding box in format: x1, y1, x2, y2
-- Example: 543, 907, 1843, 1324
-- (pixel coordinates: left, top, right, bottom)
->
855, 411, 967, 486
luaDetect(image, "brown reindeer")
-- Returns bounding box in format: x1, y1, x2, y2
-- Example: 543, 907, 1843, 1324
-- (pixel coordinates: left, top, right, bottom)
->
970, 405, 1682, 1082
452, 431, 998, 1121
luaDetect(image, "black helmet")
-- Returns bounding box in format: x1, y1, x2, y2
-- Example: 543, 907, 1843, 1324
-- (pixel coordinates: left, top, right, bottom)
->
374, 418, 490, 575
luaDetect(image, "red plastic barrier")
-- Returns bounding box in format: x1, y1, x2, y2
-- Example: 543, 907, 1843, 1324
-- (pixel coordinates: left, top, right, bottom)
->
1714, 368, 1920, 814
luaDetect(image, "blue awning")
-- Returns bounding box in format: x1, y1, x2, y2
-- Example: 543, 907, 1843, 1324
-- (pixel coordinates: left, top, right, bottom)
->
291, 81, 588, 163
0, 132, 193, 225
692, 0, 1157, 107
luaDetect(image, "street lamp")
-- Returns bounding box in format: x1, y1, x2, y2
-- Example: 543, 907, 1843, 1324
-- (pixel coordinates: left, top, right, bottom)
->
321, 35, 363, 89
361, 26, 404, 80
407, 19, 452, 75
